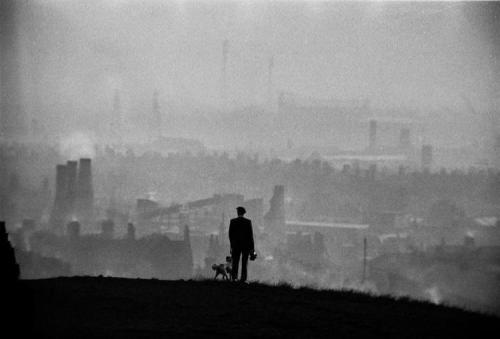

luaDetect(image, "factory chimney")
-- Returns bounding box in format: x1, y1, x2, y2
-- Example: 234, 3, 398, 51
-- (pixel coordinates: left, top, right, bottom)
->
65, 161, 78, 218
264, 185, 285, 232
50, 164, 68, 234
76, 158, 94, 225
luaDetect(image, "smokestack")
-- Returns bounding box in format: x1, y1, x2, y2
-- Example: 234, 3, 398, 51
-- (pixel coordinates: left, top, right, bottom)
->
66, 161, 78, 218
264, 185, 285, 232
54, 165, 68, 206
369, 120, 377, 151
66, 220, 81, 240
76, 158, 94, 225
101, 219, 115, 239
50, 164, 68, 233
127, 222, 136, 240
421, 144, 433, 171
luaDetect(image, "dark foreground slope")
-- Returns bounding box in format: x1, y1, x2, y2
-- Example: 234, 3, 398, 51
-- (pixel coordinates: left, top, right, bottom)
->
10, 277, 499, 338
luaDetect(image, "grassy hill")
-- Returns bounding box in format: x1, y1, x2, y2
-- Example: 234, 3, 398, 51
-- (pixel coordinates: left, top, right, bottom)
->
8, 277, 499, 338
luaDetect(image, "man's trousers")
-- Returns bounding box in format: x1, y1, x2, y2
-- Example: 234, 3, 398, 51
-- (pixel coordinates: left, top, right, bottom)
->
231, 248, 250, 282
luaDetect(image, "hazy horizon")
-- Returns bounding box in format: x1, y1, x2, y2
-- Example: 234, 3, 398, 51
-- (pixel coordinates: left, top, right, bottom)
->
0, 1, 495, 152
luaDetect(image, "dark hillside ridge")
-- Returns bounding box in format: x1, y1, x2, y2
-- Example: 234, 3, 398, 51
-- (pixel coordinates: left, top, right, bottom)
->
13, 277, 499, 338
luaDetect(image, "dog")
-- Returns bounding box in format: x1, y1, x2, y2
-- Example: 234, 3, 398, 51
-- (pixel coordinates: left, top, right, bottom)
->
212, 256, 232, 281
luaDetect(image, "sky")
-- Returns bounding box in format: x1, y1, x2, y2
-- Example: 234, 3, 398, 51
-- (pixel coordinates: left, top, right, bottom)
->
4, 1, 500, 148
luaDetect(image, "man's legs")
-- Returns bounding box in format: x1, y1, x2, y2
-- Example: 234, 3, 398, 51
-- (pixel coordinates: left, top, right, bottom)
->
231, 249, 241, 281
240, 251, 250, 282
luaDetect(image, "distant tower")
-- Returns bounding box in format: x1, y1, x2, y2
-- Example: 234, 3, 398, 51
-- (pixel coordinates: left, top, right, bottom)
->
264, 185, 285, 232
127, 222, 136, 240
421, 144, 433, 171
112, 90, 122, 142
399, 128, 411, 150
76, 158, 94, 225
184, 225, 191, 246
50, 164, 68, 234
268, 55, 275, 110
221, 39, 229, 107
150, 91, 162, 141
369, 120, 377, 152
0, 0, 24, 139
65, 161, 78, 219
66, 220, 81, 240
101, 219, 115, 239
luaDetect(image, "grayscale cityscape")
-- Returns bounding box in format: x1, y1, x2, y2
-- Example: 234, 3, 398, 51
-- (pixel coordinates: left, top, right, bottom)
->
1, 1, 499, 336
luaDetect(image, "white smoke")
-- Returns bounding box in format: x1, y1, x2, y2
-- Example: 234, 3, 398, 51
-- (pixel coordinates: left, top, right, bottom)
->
425, 286, 442, 304
59, 132, 96, 159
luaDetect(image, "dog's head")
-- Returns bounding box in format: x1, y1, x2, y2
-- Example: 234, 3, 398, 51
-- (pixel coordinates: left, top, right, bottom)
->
225, 256, 232, 264
212, 264, 223, 271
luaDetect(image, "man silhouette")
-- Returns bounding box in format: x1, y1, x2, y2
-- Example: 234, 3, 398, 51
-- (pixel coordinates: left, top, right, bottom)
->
229, 206, 255, 282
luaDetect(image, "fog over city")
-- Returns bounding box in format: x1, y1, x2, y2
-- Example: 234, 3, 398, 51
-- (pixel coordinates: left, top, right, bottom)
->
1, 1, 500, 316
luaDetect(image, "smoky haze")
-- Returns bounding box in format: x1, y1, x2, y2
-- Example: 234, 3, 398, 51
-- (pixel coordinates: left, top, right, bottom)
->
1, 0, 500, 317
3, 0, 499, 150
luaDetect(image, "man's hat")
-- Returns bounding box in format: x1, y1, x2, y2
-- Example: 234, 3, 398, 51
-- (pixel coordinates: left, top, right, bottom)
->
236, 206, 246, 214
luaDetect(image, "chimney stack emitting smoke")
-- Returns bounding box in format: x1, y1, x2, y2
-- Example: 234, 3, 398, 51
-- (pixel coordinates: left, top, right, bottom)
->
76, 158, 94, 224
51, 158, 94, 233
65, 160, 78, 217
50, 164, 68, 234
264, 185, 285, 232
67, 220, 81, 239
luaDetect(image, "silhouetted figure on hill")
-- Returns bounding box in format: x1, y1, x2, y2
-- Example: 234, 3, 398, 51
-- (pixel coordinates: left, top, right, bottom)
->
0, 221, 20, 281
229, 207, 255, 282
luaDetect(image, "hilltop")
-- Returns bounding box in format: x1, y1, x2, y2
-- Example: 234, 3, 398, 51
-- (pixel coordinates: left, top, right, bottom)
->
7, 277, 499, 338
